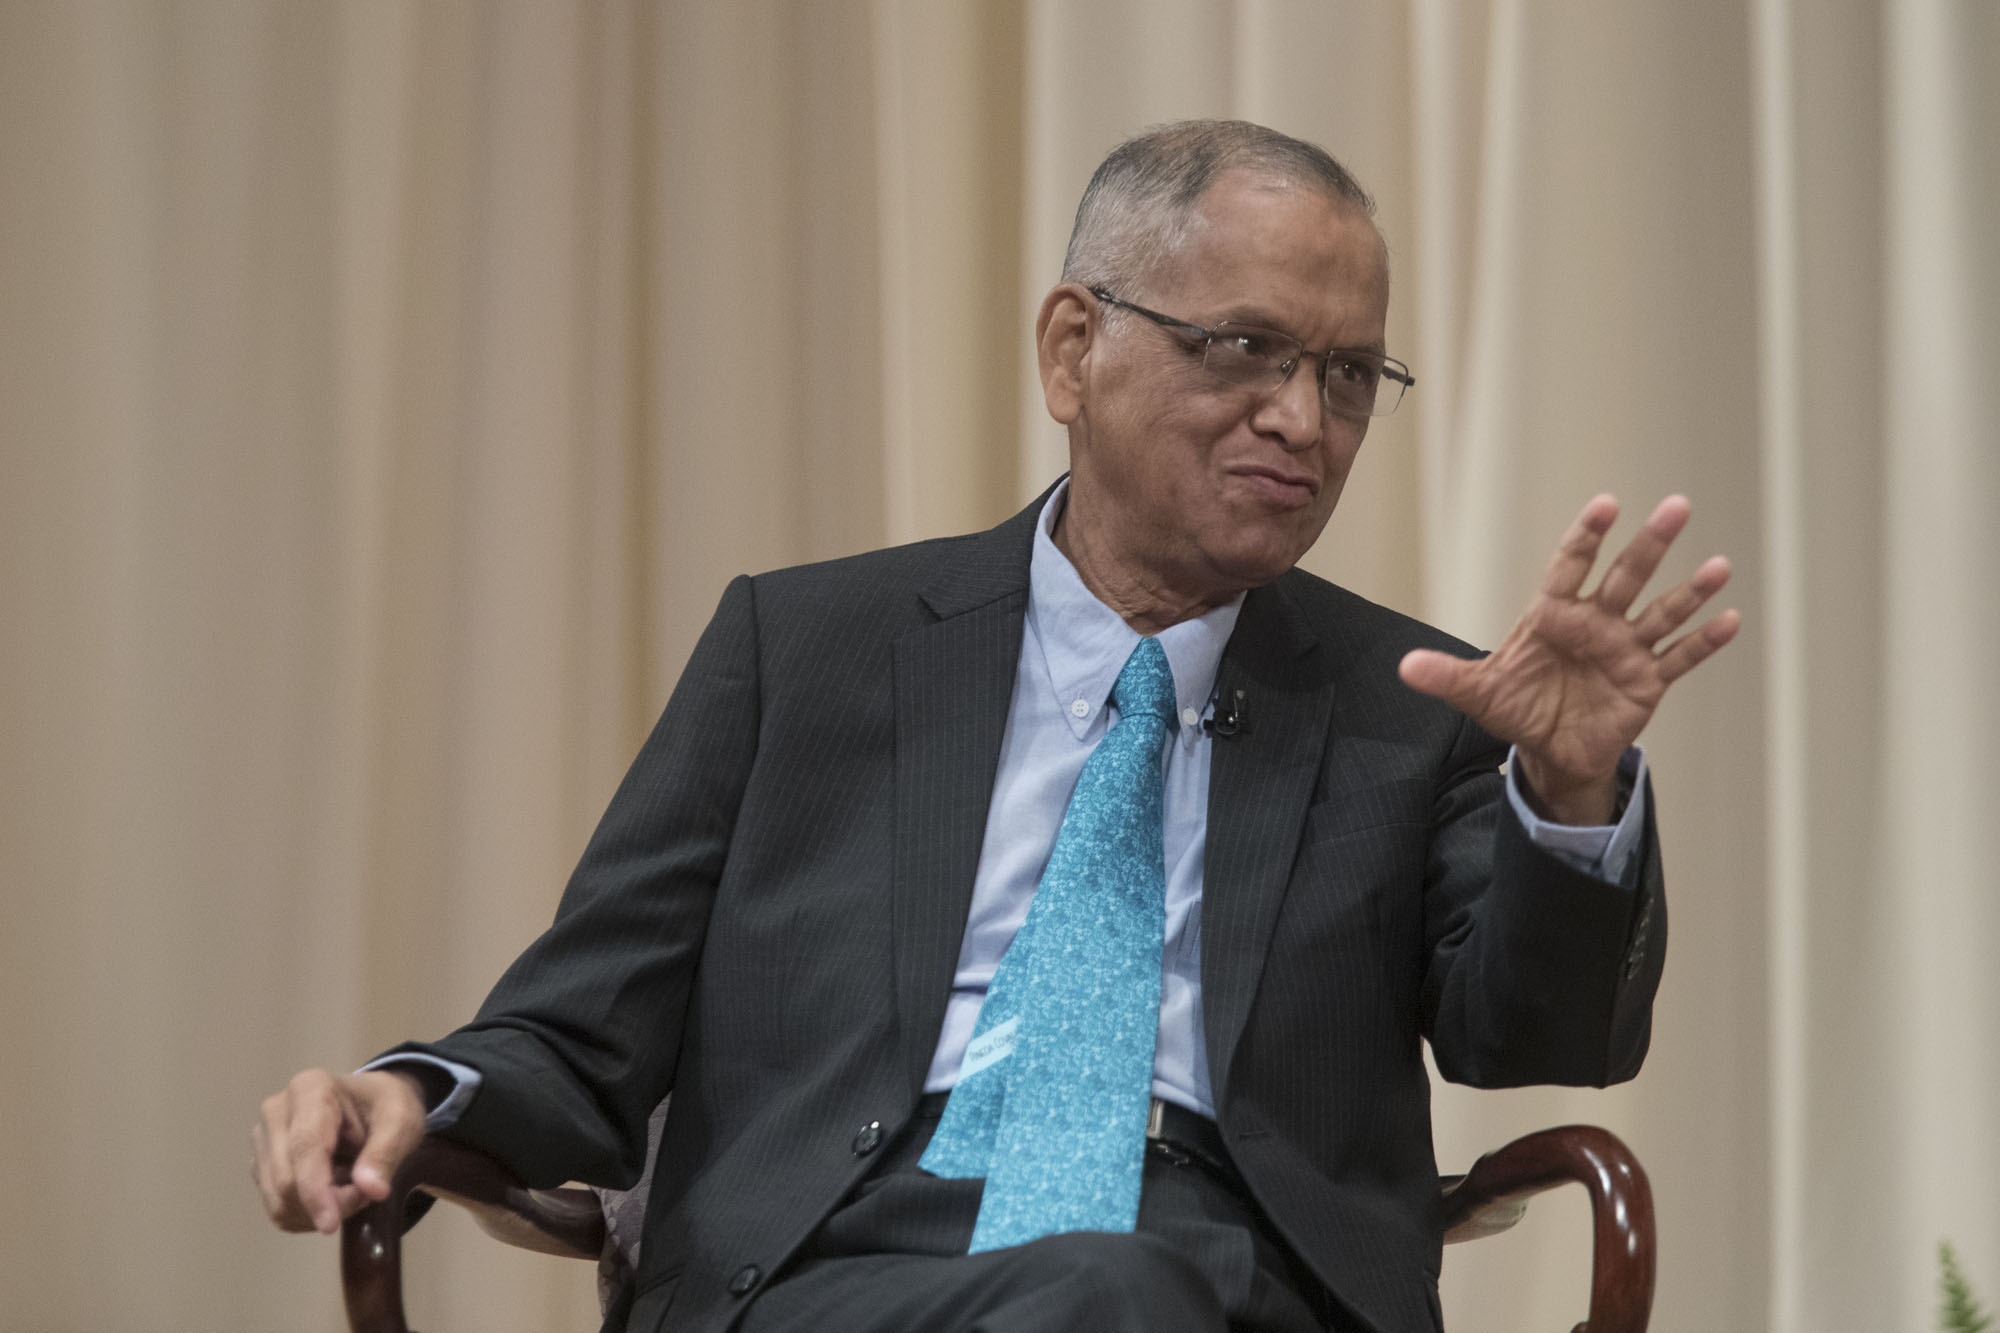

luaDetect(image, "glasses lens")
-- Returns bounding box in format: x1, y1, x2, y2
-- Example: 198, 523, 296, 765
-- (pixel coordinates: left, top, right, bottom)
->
1203, 326, 1300, 388
1321, 353, 1387, 419
1204, 322, 1410, 418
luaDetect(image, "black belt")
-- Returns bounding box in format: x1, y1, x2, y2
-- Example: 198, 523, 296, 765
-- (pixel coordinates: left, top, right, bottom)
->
912, 1092, 1252, 1204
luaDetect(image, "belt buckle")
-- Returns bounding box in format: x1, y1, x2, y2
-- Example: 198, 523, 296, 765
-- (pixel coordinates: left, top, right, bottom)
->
1144, 1097, 1196, 1167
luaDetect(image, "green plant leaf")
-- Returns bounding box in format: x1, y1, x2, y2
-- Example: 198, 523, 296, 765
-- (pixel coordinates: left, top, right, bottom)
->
1940, 1241, 1995, 1333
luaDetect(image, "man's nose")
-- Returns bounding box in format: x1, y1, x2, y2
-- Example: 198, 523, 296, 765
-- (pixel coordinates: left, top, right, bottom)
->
1249, 358, 1324, 449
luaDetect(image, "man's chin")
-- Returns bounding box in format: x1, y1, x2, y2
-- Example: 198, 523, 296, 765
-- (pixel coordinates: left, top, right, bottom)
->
1203, 544, 1312, 594
1204, 522, 1327, 589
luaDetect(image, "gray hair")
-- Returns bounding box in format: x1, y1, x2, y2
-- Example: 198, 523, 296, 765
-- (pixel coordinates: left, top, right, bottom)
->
1060, 120, 1376, 300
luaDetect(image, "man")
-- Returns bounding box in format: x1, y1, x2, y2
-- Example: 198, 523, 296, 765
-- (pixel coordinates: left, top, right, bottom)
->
255, 121, 1736, 1332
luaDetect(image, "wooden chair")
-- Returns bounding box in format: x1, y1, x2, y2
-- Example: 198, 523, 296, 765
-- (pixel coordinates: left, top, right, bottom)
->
340, 1119, 1655, 1333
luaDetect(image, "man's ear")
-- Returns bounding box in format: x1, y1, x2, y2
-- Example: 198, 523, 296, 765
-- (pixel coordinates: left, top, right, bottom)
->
1036, 284, 1094, 426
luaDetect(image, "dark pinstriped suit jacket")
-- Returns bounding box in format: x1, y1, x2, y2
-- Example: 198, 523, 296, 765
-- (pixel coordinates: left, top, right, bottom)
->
402, 488, 1664, 1333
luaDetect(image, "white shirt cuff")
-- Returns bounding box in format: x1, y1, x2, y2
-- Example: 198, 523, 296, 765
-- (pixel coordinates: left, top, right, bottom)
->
357, 1052, 483, 1131
1503, 746, 1648, 883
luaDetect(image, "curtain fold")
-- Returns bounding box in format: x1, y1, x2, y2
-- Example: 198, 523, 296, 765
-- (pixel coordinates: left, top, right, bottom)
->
1879, 0, 2000, 1324
1, 3, 1993, 1328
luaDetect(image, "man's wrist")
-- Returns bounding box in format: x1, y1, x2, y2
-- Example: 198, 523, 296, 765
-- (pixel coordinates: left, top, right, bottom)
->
1512, 755, 1620, 826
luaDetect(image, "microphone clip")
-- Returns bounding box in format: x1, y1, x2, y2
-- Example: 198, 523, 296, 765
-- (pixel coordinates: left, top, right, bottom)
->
1203, 686, 1248, 739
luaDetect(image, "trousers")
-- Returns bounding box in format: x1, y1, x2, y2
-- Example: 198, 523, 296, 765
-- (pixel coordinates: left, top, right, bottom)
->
733, 1099, 1352, 1333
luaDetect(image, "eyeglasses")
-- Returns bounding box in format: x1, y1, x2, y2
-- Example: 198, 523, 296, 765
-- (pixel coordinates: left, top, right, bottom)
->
1089, 287, 1413, 419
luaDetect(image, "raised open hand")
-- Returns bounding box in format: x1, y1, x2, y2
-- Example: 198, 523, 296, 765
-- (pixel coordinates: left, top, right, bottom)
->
1398, 494, 1739, 825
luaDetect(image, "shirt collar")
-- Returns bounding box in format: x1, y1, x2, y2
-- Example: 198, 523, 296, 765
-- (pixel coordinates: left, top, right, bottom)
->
1029, 480, 1244, 743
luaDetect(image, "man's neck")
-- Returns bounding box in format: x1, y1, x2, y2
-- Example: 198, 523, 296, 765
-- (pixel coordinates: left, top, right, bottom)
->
1049, 497, 1239, 635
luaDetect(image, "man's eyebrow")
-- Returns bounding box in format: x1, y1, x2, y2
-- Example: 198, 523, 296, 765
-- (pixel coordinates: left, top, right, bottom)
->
1210, 304, 1292, 331
1212, 306, 1388, 355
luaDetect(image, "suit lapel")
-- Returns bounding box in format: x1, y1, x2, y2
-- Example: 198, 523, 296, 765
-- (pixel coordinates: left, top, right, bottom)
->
1200, 575, 1344, 1104
889, 498, 1041, 1098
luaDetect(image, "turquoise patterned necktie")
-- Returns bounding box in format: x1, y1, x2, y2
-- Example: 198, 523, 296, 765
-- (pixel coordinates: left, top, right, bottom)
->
921, 635, 1177, 1252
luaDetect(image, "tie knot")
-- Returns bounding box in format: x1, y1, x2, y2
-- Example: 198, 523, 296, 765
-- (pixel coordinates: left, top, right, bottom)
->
1112, 637, 1176, 723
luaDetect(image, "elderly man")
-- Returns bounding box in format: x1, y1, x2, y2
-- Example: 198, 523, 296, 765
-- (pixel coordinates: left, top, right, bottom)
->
256, 121, 1735, 1333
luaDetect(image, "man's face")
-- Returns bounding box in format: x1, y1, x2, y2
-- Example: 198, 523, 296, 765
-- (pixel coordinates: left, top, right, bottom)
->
1059, 171, 1391, 610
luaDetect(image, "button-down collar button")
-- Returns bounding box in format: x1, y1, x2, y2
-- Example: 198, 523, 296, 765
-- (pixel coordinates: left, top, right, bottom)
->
852, 1121, 883, 1155
1070, 697, 1090, 718
728, 1264, 762, 1295
1181, 706, 1199, 728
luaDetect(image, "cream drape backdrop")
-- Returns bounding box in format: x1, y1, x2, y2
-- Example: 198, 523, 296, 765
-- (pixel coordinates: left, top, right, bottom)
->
2, 2, 1994, 1330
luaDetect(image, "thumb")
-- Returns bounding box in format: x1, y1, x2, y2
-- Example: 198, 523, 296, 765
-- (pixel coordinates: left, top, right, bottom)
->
1398, 648, 1482, 710
348, 1075, 426, 1201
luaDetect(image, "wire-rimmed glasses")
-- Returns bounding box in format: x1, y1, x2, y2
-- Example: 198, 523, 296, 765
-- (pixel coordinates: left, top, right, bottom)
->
1089, 287, 1413, 420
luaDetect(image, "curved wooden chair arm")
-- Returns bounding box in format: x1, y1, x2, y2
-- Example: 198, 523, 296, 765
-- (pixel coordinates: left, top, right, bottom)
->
1439, 1124, 1655, 1333
342, 1124, 1653, 1331
342, 1136, 605, 1333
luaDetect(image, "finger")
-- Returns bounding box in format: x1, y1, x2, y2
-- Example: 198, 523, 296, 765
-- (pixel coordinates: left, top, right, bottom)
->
1631, 554, 1732, 647
327, 1181, 376, 1220
1398, 648, 1487, 714
1591, 494, 1692, 615
250, 1121, 287, 1225
281, 1075, 349, 1235
1655, 608, 1741, 683
1540, 494, 1621, 599
261, 1095, 330, 1233
258, 1090, 319, 1232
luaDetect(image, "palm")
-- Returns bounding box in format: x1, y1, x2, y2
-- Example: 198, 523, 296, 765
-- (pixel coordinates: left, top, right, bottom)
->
1461, 592, 1673, 776
1400, 494, 1738, 821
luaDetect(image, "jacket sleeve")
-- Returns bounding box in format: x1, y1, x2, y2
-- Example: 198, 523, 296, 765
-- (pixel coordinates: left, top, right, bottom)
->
385, 574, 764, 1189
1418, 710, 1666, 1089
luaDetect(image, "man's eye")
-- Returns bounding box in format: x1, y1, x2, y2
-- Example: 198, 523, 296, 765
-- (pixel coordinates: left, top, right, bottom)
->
1328, 357, 1381, 388
1223, 333, 1278, 359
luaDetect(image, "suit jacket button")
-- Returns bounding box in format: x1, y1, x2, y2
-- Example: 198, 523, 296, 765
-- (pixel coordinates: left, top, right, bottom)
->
852, 1121, 883, 1155
728, 1264, 762, 1296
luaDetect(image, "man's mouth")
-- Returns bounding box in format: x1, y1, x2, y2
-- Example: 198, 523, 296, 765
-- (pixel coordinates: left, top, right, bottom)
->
1229, 465, 1319, 503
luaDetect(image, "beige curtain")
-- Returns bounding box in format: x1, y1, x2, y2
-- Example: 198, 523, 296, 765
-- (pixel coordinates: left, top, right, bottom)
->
2, 2, 1993, 1329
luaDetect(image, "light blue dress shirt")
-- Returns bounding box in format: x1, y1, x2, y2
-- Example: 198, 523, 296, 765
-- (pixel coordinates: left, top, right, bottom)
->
382, 483, 1649, 1127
